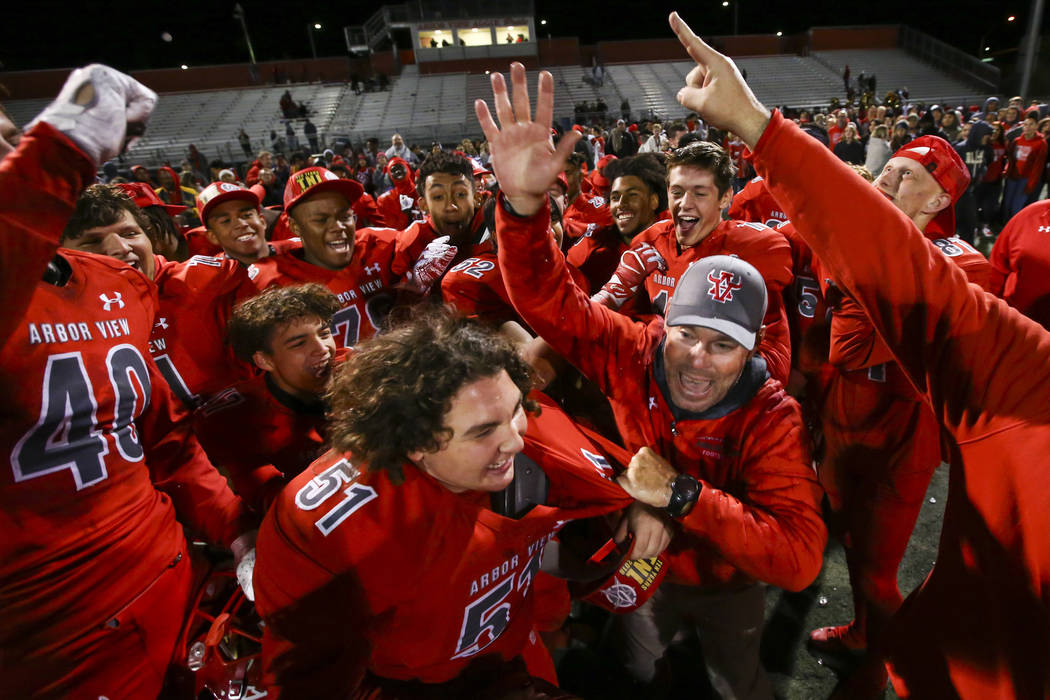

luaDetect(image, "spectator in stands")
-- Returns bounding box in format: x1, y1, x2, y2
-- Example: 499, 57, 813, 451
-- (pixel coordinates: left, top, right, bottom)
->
251, 168, 284, 208
353, 153, 374, 195
372, 153, 392, 194
941, 110, 962, 143
1003, 113, 1047, 219
246, 151, 273, 186
290, 152, 309, 175
280, 89, 294, 118
865, 124, 892, 175
238, 128, 253, 159
376, 157, 423, 230
385, 132, 416, 165
208, 159, 226, 182
609, 119, 638, 158
155, 165, 200, 223
186, 144, 207, 180
833, 123, 865, 165
976, 122, 1007, 232
131, 164, 154, 185
285, 123, 300, 153
218, 169, 237, 184
303, 119, 319, 153
273, 154, 291, 189
890, 119, 912, 151
828, 111, 847, 149
639, 122, 667, 154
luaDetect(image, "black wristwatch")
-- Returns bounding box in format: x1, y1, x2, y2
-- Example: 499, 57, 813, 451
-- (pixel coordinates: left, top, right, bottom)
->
665, 474, 701, 518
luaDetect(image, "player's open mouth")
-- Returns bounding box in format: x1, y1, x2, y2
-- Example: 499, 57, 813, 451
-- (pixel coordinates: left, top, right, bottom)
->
676, 215, 699, 236
235, 231, 257, 243
310, 358, 333, 379
326, 237, 350, 253
615, 211, 636, 227
486, 457, 513, 475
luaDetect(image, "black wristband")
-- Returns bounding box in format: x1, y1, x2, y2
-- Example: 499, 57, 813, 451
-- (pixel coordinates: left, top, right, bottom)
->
665, 474, 701, 518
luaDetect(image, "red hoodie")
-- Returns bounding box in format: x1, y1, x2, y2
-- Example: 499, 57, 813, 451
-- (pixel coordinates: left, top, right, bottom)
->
376, 158, 422, 231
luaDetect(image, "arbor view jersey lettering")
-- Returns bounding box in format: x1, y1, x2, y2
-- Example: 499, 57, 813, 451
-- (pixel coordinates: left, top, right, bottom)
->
253, 395, 633, 697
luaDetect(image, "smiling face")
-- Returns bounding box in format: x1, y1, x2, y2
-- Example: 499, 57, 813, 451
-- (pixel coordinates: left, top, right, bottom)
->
408, 370, 528, 493
662, 325, 753, 412
873, 156, 949, 228
289, 191, 356, 270
205, 199, 267, 264
252, 316, 337, 401
610, 175, 659, 240
421, 172, 474, 238
667, 165, 732, 248
63, 209, 156, 280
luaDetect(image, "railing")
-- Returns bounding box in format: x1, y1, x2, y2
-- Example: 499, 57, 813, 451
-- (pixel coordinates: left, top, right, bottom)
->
898, 25, 999, 92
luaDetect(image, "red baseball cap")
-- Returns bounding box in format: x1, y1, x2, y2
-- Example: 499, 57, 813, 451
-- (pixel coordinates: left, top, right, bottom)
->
196, 181, 260, 225
589, 154, 618, 191
118, 181, 186, 216
283, 166, 364, 212
890, 135, 970, 236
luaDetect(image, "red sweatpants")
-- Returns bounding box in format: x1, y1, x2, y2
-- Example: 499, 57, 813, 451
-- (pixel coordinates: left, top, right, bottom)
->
7, 543, 197, 700
819, 367, 941, 652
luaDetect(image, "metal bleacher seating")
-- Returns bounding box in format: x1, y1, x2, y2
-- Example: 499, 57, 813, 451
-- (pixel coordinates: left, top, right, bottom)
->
813, 48, 988, 105
3, 47, 993, 169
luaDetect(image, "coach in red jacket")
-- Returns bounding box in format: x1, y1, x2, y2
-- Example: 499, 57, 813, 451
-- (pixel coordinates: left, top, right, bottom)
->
478, 63, 825, 698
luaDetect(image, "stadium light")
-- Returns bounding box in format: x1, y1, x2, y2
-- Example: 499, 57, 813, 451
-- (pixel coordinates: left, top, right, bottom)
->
1008, 15, 1016, 21
722, 1, 728, 6
541, 19, 547, 25
314, 23, 322, 30
181, 64, 188, 70
308, 23, 322, 59
776, 31, 783, 37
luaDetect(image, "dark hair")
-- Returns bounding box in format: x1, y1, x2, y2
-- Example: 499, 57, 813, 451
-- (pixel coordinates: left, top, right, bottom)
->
604, 153, 668, 211
327, 307, 538, 482
481, 192, 562, 254
415, 150, 474, 198
675, 131, 704, 148
228, 283, 341, 361
666, 122, 688, 138
139, 205, 189, 260
665, 140, 735, 196
62, 184, 152, 241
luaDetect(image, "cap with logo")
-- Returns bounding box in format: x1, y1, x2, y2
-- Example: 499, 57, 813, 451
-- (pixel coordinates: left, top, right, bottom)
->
890, 135, 971, 236
284, 166, 364, 213
196, 181, 260, 224
664, 254, 767, 351
117, 181, 187, 216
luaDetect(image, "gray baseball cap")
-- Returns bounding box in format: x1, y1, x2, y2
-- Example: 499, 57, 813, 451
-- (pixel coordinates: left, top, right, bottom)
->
664, 255, 767, 351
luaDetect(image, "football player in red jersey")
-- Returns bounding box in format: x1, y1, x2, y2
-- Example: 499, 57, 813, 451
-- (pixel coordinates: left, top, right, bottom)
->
561, 151, 615, 242
195, 180, 273, 265
566, 154, 667, 294
249, 166, 420, 350
195, 284, 342, 512
667, 14, 1050, 698
1, 64, 256, 699
477, 63, 825, 698
60, 184, 258, 407
253, 309, 668, 698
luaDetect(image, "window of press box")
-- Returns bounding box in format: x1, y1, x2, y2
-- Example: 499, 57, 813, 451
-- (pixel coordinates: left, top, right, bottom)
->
419, 30, 455, 48
499, 26, 530, 43
457, 27, 494, 46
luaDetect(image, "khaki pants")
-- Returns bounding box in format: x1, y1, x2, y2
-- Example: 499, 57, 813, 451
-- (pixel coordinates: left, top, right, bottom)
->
617, 582, 772, 700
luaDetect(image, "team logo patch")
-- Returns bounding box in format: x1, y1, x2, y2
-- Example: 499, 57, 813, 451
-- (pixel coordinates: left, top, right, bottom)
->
1039, 226, 1050, 233
364, 262, 381, 275
99, 292, 125, 310
619, 557, 663, 591
707, 270, 742, 302
600, 581, 637, 609
219, 182, 241, 192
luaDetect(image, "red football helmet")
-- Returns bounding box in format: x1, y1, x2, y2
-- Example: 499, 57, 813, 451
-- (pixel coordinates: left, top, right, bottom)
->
171, 566, 266, 699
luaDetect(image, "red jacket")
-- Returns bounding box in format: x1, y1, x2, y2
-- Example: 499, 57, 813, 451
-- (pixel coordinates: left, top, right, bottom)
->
375, 158, 421, 231
632, 218, 794, 385
562, 191, 614, 242
253, 394, 632, 697
752, 109, 1050, 699
990, 198, 1050, 329
1006, 132, 1048, 193
728, 176, 789, 228
496, 200, 825, 593
565, 223, 628, 295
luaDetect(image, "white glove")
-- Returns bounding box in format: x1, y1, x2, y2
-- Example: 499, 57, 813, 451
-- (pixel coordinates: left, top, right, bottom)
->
29, 64, 157, 165
230, 530, 258, 602
409, 235, 458, 293
591, 242, 667, 309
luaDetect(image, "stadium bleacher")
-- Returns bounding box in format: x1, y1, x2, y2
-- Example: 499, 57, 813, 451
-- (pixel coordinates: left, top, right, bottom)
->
3, 48, 995, 168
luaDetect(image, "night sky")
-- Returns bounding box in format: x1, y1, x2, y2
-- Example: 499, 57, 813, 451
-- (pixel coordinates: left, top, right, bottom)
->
1, 1, 1042, 73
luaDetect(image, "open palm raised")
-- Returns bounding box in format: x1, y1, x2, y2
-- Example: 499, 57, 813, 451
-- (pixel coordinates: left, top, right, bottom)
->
474, 62, 581, 217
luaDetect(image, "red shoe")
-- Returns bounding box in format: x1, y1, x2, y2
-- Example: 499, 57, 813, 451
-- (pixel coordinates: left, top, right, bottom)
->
808, 622, 867, 654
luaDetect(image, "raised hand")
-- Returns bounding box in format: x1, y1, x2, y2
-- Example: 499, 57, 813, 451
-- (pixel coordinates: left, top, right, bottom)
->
668, 12, 771, 149
409, 235, 458, 293
474, 62, 581, 217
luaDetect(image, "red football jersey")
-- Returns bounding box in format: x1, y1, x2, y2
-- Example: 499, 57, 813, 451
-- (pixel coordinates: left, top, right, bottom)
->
194, 371, 330, 512
392, 212, 492, 287
151, 254, 257, 407
253, 394, 632, 696
727, 176, 789, 229
565, 224, 628, 295
632, 218, 794, 384
777, 221, 832, 379
990, 199, 1050, 328
1, 250, 251, 663
248, 230, 400, 349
